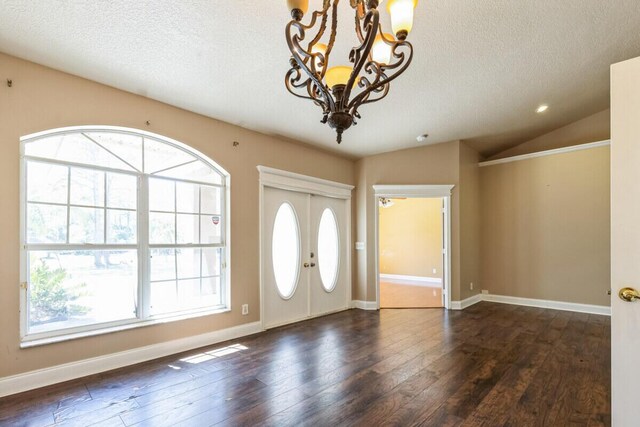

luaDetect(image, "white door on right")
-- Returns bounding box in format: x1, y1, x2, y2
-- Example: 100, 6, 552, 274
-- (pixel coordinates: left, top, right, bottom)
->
611, 56, 640, 426
309, 195, 349, 317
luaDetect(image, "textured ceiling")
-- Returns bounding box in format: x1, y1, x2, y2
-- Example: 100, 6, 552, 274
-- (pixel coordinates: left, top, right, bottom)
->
1, 1, 640, 158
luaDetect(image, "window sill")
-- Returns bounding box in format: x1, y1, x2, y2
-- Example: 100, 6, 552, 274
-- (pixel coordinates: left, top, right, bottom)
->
20, 306, 231, 348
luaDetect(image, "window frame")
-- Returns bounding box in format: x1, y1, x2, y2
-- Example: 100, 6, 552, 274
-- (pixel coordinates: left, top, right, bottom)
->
19, 126, 231, 348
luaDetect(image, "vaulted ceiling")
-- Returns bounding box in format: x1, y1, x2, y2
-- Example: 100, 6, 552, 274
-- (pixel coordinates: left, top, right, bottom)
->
1, 1, 640, 158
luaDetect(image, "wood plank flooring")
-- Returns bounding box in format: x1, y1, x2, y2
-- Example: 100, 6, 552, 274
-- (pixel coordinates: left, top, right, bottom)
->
0, 302, 611, 426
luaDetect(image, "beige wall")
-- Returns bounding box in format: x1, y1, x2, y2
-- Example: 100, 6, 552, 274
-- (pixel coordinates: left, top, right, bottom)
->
487, 109, 611, 160
0, 52, 356, 377
459, 142, 481, 300
354, 140, 481, 303
378, 198, 443, 278
480, 146, 611, 306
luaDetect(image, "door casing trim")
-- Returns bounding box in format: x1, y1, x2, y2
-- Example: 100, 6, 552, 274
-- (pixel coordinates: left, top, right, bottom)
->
373, 185, 455, 310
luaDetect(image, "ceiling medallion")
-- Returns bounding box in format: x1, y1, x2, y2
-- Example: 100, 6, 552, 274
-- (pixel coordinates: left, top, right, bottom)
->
285, 0, 418, 144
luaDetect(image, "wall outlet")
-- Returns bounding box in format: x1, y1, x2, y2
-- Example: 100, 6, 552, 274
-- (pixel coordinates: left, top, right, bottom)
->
433, 268, 437, 274
241, 304, 249, 315
470, 282, 474, 290
481, 290, 489, 295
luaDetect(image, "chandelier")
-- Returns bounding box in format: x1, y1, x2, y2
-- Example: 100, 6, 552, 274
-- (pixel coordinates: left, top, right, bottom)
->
285, 0, 418, 143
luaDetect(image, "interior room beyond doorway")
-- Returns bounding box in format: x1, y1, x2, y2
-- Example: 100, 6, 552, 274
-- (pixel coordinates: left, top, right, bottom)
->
378, 197, 444, 308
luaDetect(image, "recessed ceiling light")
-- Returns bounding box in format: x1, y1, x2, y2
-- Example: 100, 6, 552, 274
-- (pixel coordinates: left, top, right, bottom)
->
536, 105, 549, 113
416, 134, 429, 142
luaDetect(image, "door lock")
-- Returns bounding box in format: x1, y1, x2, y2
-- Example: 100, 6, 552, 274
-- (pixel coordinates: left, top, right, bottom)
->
303, 262, 310, 268
619, 287, 640, 302
310, 263, 316, 267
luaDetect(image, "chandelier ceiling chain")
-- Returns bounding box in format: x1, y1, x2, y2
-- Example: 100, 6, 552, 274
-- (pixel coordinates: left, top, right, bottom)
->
285, 0, 418, 144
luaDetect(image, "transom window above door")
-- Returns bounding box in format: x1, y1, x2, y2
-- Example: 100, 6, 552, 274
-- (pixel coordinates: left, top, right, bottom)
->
20, 127, 230, 346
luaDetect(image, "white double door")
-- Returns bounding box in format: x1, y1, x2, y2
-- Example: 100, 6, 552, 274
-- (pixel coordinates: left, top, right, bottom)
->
263, 187, 349, 329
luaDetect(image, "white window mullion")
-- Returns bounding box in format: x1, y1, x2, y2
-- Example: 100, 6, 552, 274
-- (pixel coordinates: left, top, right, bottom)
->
138, 174, 150, 320
66, 167, 71, 244
103, 171, 107, 244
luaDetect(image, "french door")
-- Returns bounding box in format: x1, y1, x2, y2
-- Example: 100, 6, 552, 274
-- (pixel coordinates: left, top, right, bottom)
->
262, 186, 349, 329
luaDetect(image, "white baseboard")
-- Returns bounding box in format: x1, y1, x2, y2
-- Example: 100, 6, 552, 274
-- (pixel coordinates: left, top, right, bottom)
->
379, 274, 442, 288
0, 321, 263, 398
482, 294, 611, 316
450, 293, 483, 310
352, 300, 378, 310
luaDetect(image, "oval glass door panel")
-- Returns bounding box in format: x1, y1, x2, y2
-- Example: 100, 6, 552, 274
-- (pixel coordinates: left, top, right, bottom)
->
318, 208, 339, 291
272, 202, 300, 299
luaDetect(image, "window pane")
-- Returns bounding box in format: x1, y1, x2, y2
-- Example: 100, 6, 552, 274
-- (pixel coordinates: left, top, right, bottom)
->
150, 212, 175, 244
177, 248, 200, 279
177, 214, 199, 244
155, 160, 223, 185
150, 249, 176, 281
177, 279, 201, 305
25, 133, 134, 171
202, 248, 222, 277
144, 138, 196, 174
69, 207, 105, 244
200, 215, 222, 244
176, 182, 199, 213
70, 168, 105, 207
28, 250, 137, 334
27, 203, 67, 244
201, 186, 221, 214
150, 280, 177, 315
85, 132, 143, 172
318, 208, 340, 292
202, 276, 221, 298
27, 162, 68, 204
107, 210, 137, 244
107, 173, 137, 209
151, 278, 220, 316
149, 178, 175, 212
272, 203, 300, 299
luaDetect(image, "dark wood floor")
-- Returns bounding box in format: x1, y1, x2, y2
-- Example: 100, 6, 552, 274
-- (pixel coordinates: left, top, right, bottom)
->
1, 302, 611, 427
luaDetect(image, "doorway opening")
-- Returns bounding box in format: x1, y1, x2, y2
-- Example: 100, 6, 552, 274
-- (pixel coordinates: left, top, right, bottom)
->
373, 185, 454, 310
378, 197, 444, 308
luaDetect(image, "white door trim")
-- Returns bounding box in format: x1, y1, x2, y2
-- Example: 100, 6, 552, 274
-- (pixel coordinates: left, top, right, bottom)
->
258, 166, 353, 331
373, 185, 455, 310
257, 166, 354, 199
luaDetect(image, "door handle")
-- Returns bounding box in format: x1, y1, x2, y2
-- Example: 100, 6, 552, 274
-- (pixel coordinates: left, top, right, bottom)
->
619, 287, 640, 302
303, 263, 310, 268
310, 263, 316, 267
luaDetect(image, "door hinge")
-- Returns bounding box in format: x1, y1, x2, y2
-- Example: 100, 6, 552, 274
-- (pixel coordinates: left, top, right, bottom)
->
20, 281, 27, 290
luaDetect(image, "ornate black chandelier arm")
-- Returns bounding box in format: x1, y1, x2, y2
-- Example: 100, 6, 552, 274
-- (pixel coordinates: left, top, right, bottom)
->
353, 68, 391, 111
320, 0, 340, 79
348, 40, 413, 113
306, 0, 331, 52
341, 7, 380, 108
286, 17, 335, 111
284, 66, 331, 115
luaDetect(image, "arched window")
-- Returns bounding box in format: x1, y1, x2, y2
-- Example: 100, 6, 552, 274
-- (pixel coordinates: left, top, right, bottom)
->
20, 126, 229, 344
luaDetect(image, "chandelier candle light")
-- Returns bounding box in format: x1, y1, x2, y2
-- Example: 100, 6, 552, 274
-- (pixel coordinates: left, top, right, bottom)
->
285, 0, 418, 143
